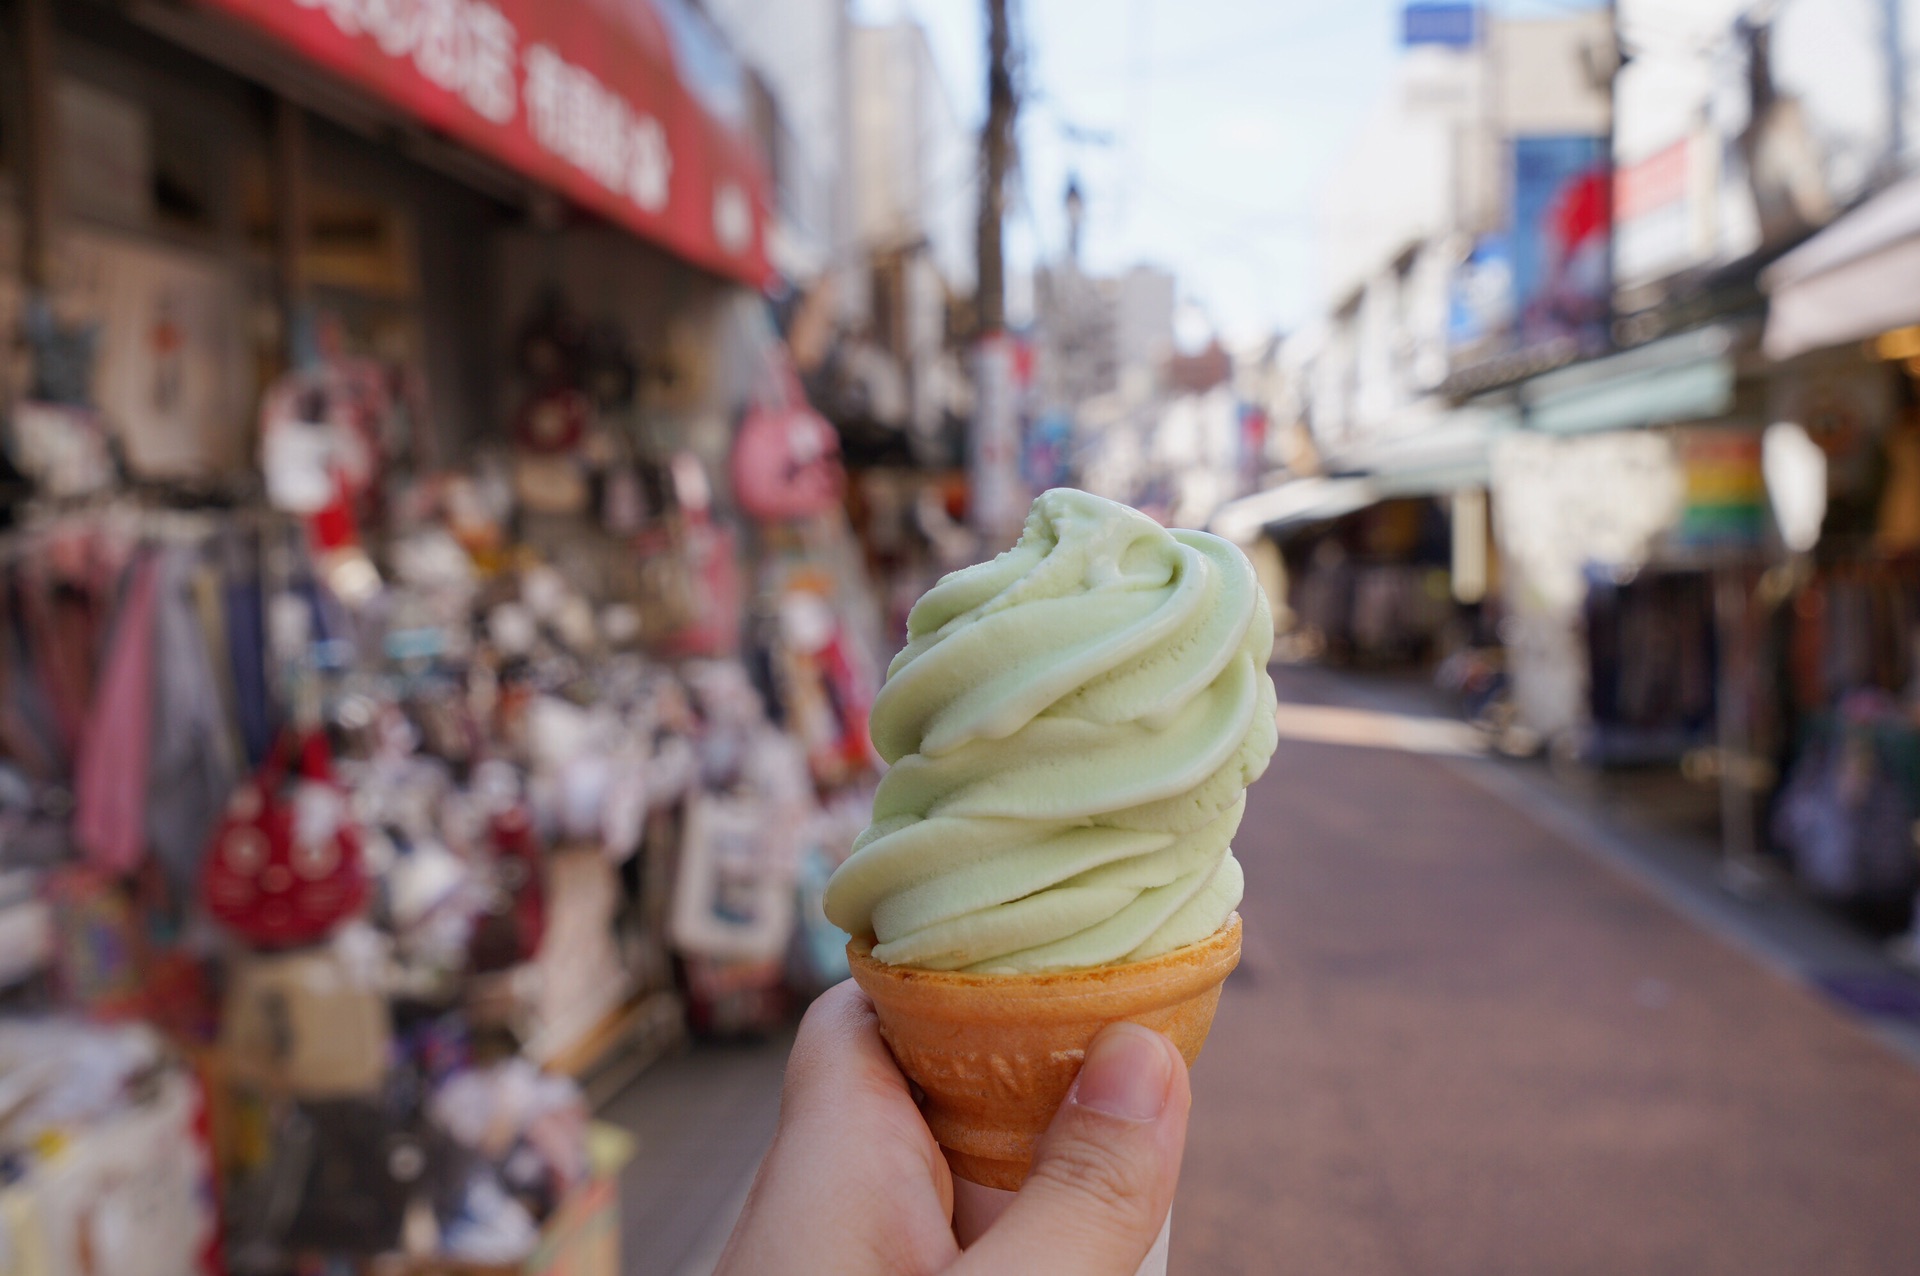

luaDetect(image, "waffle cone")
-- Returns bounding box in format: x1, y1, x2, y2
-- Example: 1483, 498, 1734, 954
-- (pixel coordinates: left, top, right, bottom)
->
846, 914, 1241, 1190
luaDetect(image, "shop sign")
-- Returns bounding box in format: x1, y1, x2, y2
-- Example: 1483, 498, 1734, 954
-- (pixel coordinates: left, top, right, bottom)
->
1674, 427, 1767, 549
1448, 235, 1513, 351
197, 0, 769, 285
1401, 3, 1478, 47
1615, 136, 1691, 286
970, 335, 1028, 539
1510, 135, 1610, 355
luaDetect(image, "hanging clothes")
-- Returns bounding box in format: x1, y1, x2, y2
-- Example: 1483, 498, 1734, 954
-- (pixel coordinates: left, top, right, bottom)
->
145, 545, 241, 902
0, 570, 63, 782
190, 560, 243, 762
225, 566, 273, 769
1875, 421, 1920, 553
18, 560, 98, 764
73, 551, 160, 874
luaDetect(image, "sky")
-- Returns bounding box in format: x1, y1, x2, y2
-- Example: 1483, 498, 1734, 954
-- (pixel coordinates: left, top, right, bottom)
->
851, 0, 1612, 346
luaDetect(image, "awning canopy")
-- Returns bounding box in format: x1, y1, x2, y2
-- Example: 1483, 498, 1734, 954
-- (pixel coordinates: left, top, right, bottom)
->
195, 0, 772, 286
1520, 325, 1738, 435
1762, 175, 1920, 360
1209, 476, 1379, 545
1342, 402, 1517, 497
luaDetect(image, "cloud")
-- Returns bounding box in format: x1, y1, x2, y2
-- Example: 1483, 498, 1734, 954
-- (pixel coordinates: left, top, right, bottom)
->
1218, 113, 1283, 152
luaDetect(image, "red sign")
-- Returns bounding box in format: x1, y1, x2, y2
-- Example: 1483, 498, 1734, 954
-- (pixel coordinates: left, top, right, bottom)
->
1617, 137, 1689, 221
197, 0, 771, 286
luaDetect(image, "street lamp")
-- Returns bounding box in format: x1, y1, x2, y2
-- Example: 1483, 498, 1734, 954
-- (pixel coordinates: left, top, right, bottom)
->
1065, 175, 1085, 268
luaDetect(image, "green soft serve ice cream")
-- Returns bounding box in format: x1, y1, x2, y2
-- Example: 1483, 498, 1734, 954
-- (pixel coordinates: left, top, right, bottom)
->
824, 488, 1278, 974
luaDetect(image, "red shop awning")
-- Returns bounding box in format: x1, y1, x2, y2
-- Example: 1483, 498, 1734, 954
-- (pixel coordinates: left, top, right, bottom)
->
196, 0, 772, 287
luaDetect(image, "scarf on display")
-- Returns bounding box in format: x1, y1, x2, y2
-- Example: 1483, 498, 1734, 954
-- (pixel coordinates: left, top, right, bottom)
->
1, 513, 297, 899
73, 550, 160, 874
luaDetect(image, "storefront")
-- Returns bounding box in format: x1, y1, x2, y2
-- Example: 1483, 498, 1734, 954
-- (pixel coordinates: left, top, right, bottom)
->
1212, 401, 1508, 671
0, 3, 881, 1272
1754, 190, 1920, 929
1488, 324, 1760, 760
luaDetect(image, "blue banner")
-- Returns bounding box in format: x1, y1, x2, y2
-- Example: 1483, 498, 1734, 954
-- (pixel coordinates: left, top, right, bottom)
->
1511, 135, 1611, 352
1402, 3, 1479, 47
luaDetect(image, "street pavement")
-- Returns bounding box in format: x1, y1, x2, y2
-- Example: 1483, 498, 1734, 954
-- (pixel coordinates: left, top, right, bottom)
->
619, 664, 1920, 1275
1174, 667, 1920, 1275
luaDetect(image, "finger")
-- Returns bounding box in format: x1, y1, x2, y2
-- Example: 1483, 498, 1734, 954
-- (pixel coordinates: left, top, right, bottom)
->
953, 1022, 1191, 1276
776, 981, 953, 1200
715, 982, 958, 1275
781, 979, 920, 1124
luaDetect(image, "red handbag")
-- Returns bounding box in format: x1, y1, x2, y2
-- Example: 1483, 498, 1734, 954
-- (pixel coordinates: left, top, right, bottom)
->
468, 804, 547, 973
202, 732, 368, 949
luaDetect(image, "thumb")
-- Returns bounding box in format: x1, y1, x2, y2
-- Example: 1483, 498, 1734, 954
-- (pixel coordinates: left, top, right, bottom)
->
953, 1023, 1191, 1276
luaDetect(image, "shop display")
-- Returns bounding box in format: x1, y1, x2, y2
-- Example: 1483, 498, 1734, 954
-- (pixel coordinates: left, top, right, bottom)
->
202, 730, 370, 949
1280, 500, 1454, 667
731, 349, 844, 524
1582, 566, 1718, 764
0, 1021, 217, 1276
0, 12, 897, 1274
1772, 691, 1920, 909
1, 375, 884, 1271
0, 0, 890, 1267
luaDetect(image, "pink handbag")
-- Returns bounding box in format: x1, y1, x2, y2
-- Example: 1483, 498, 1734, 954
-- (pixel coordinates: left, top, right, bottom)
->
730, 354, 843, 522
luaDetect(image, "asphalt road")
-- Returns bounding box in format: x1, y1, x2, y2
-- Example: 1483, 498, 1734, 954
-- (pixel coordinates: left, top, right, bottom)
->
1173, 668, 1920, 1275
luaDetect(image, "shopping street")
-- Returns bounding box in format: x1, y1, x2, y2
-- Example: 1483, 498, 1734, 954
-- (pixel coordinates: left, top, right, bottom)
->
11, 1, 1920, 1272
627, 664, 1920, 1276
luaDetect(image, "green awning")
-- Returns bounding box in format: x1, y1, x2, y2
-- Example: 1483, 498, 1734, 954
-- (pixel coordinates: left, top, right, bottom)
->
1209, 476, 1380, 544
1521, 326, 1738, 435
1361, 402, 1518, 496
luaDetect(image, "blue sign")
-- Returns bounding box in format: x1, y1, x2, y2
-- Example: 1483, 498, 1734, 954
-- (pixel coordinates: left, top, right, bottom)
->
1449, 236, 1514, 350
1023, 411, 1074, 491
1510, 135, 1611, 352
1402, 3, 1479, 47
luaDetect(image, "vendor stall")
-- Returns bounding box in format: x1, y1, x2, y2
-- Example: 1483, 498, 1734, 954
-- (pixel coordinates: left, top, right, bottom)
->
0, 2, 880, 1273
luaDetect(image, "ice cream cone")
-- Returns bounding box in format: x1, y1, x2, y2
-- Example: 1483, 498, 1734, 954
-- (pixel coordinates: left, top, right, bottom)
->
847, 913, 1242, 1190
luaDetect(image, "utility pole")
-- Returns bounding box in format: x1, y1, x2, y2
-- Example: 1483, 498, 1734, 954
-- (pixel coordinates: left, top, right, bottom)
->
977, 0, 1014, 336
1602, 0, 1622, 351
1889, 0, 1908, 172
969, 0, 1022, 539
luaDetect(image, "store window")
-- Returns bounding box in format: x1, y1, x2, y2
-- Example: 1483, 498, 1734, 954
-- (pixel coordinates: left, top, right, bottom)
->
57, 78, 150, 230
48, 75, 220, 244
243, 163, 423, 360
150, 104, 219, 235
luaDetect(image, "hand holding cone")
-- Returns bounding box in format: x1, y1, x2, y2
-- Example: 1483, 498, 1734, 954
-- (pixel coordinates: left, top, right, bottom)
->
848, 914, 1241, 1189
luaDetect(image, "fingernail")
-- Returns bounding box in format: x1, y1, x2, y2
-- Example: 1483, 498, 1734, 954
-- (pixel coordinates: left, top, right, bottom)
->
1071, 1023, 1173, 1121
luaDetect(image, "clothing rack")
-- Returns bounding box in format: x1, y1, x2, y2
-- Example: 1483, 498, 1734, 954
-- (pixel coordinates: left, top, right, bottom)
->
1, 498, 298, 554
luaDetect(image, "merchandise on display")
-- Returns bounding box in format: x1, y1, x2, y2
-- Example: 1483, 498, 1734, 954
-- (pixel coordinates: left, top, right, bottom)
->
1, 339, 885, 1272
0, 0, 899, 1266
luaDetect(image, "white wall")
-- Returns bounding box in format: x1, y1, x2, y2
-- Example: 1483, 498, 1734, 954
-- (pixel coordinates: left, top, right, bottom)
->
1114, 265, 1175, 389
911, 29, 978, 295
1493, 14, 1614, 136
701, 0, 850, 279
1318, 98, 1455, 307
1617, 0, 1897, 280
849, 22, 976, 294
1307, 13, 1614, 458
